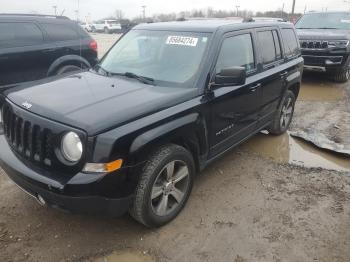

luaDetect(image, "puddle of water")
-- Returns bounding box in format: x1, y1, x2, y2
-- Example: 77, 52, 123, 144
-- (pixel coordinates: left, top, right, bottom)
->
299, 83, 345, 101
241, 133, 350, 172
94, 251, 154, 262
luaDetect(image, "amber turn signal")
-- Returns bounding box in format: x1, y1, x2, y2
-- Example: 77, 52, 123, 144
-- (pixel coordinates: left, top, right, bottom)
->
82, 159, 123, 173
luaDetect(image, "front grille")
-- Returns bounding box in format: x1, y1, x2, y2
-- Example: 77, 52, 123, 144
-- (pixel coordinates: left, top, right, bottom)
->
2, 104, 53, 167
300, 40, 328, 49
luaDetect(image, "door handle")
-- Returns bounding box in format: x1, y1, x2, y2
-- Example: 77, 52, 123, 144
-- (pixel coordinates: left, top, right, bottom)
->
249, 83, 261, 92
280, 72, 288, 78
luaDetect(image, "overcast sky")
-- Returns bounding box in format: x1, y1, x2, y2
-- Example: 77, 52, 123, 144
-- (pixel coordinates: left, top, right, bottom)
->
0, 0, 349, 20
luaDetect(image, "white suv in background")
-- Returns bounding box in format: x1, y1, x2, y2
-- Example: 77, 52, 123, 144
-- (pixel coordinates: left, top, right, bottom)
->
92, 20, 122, 33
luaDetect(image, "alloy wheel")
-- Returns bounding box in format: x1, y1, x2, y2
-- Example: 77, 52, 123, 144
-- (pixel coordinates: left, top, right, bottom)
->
151, 160, 190, 216
280, 97, 293, 129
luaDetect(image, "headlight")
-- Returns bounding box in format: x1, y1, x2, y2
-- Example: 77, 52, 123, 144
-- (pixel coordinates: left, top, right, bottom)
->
61, 132, 83, 162
328, 40, 349, 48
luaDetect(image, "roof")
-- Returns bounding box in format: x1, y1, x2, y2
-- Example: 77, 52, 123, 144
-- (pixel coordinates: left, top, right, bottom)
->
0, 14, 71, 23
134, 19, 294, 33
305, 11, 350, 15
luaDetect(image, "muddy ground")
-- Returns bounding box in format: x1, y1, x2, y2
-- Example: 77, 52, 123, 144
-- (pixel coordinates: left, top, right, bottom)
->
292, 71, 350, 152
0, 35, 350, 262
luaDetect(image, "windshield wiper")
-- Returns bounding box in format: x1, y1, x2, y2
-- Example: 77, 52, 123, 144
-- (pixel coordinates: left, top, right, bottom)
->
93, 64, 111, 76
110, 72, 155, 85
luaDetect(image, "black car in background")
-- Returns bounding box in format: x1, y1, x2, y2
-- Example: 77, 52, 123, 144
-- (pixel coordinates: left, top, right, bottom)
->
0, 14, 98, 87
296, 12, 350, 82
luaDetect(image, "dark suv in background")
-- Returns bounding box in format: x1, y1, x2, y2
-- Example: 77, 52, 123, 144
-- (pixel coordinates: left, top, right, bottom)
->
0, 20, 303, 227
296, 12, 350, 82
0, 14, 98, 87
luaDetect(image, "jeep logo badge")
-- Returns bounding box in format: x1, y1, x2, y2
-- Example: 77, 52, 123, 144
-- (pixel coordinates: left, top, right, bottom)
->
22, 101, 32, 109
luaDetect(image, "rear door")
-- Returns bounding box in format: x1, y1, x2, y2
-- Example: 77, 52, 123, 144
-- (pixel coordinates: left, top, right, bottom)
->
208, 31, 262, 157
0, 21, 50, 86
255, 28, 285, 126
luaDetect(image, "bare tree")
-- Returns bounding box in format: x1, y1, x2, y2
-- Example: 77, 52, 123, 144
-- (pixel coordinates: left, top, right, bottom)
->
191, 9, 205, 17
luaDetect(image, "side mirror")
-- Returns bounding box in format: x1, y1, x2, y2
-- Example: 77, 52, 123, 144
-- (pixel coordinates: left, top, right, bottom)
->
214, 67, 246, 86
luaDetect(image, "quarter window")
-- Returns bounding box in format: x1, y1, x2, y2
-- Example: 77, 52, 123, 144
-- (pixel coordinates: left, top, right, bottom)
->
216, 34, 255, 74
281, 28, 299, 58
41, 23, 79, 41
0, 22, 43, 47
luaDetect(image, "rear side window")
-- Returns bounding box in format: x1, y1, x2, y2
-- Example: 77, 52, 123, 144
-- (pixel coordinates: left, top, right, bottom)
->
257, 30, 280, 65
41, 23, 79, 41
216, 33, 255, 74
272, 30, 282, 60
281, 28, 299, 58
0, 22, 43, 47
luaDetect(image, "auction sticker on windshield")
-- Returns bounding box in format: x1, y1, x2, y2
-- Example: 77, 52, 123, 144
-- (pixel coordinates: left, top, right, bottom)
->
166, 36, 198, 46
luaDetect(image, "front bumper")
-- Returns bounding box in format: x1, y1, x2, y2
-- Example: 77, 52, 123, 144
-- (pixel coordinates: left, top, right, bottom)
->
301, 49, 349, 69
0, 135, 133, 216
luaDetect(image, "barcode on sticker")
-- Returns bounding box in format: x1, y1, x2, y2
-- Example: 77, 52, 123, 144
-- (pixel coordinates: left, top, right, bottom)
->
166, 36, 198, 46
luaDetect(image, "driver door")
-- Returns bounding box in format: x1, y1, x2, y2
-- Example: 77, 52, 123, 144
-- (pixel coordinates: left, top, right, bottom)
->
208, 31, 263, 157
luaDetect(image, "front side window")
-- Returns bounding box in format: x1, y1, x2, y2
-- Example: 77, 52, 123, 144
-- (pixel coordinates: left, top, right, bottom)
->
215, 34, 255, 74
0, 22, 43, 47
296, 12, 350, 30
100, 30, 211, 87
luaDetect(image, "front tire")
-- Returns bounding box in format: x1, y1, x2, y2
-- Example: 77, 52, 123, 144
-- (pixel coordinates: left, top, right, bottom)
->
129, 144, 195, 228
330, 66, 350, 83
268, 90, 296, 135
328, 57, 350, 83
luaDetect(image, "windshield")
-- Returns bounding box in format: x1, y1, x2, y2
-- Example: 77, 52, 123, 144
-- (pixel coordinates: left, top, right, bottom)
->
296, 13, 350, 29
99, 30, 211, 87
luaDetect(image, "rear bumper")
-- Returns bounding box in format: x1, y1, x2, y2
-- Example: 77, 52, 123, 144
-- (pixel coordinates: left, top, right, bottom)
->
0, 135, 133, 216
108, 29, 121, 33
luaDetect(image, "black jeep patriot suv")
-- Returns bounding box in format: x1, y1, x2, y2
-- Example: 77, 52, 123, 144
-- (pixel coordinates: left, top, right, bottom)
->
296, 12, 350, 82
0, 20, 303, 227
0, 14, 98, 87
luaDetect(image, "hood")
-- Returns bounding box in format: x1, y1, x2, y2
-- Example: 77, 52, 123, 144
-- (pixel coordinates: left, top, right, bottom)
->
297, 28, 350, 40
5, 71, 197, 135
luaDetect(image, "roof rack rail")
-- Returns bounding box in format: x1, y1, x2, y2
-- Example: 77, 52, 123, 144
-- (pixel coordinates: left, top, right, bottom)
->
0, 13, 69, 19
244, 17, 287, 23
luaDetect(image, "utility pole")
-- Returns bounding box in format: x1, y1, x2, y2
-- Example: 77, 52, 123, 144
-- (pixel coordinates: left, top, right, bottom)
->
235, 5, 240, 16
141, 5, 146, 20
52, 5, 57, 16
281, 3, 285, 17
291, 0, 296, 16
304, 5, 307, 14
75, 0, 80, 21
